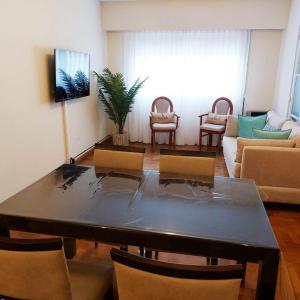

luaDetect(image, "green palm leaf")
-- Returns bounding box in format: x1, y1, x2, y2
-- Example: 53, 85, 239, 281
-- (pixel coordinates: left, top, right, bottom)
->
94, 68, 147, 134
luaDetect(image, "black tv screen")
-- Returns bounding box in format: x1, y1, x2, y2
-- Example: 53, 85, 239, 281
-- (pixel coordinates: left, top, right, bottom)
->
54, 49, 90, 102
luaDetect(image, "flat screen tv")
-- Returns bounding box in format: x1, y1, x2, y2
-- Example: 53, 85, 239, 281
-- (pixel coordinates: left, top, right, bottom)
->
54, 48, 90, 102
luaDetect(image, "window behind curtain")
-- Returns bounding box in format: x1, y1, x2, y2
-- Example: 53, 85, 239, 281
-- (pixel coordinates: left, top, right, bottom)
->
123, 30, 250, 145
290, 30, 300, 120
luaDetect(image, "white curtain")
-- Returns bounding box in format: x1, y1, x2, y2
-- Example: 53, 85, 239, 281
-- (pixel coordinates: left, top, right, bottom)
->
123, 30, 250, 145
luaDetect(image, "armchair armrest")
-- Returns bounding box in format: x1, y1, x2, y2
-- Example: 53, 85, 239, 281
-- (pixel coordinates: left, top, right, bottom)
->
240, 146, 300, 188
198, 113, 208, 125
149, 116, 153, 129
174, 114, 180, 128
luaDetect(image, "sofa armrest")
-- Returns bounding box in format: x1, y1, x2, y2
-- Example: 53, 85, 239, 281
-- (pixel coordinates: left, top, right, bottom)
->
240, 146, 300, 188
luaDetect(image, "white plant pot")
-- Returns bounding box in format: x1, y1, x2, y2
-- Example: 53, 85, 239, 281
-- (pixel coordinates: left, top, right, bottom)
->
112, 132, 129, 146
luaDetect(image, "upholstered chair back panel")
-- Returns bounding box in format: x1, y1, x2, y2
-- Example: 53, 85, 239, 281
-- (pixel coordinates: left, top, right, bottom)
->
159, 155, 215, 177
114, 261, 240, 300
94, 149, 144, 171
0, 248, 72, 300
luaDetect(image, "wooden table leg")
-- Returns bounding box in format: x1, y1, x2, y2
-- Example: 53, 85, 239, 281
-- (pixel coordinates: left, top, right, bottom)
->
0, 219, 9, 237
63, 237, 77, 259
255, 251, 280, 300
237, 259, 247, 285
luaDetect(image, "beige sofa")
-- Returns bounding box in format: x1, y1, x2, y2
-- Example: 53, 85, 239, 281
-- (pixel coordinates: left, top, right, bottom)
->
223, 111, 300, 204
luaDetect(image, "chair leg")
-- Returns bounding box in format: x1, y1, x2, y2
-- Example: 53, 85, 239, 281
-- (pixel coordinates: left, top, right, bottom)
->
145, 250, 153, 258
173, 131, 176, 147
139, 246, 145, 257
209, 133, 213, 149
169, 132, 172, 146
152, 131, 156, 146
217, 134, 221, 153
207, 257, 218, 265
199, 129, 202, 150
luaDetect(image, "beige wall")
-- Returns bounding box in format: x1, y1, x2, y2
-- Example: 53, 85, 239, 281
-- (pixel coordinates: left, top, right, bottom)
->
102, 0, 290, 31
0, 0, 107, 202
245, 30, 282, 112
273, 0, 300, 117
107, 30, 282, 113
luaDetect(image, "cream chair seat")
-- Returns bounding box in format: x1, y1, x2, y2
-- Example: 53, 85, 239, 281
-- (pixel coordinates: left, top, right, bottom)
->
111, 248, 243, 300
200, 123, 225, 132
0, 237, 113, 300
152, 123, 176, 130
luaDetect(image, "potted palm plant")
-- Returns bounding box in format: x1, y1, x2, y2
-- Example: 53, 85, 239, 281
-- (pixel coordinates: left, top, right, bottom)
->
94, 68, 147, 145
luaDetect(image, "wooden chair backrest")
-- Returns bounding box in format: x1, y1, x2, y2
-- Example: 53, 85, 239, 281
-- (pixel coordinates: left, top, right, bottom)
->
152, 96, 173, 113
212, 97, 233, 115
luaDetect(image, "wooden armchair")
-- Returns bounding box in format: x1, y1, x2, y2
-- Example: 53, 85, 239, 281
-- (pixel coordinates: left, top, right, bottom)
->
150, 96, 180, 146
199, 97, 233, 152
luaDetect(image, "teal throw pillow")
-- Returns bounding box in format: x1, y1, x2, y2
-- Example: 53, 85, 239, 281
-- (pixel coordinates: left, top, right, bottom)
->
253, 128, 292, 140
238, 114, 267, 138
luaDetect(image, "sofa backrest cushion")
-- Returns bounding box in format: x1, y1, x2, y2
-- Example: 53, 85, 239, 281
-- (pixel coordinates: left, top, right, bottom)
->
224, 115, 238, 137
235, 138, 295, 163
281, 120, 300, 148
266, 111, 289, 129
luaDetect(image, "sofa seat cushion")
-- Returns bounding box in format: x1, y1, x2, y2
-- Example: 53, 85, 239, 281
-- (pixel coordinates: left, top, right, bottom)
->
200, 123, 225, 132
235, 138, 295, 163
152, 123, 176, 130
281, 120, 300, 148
222, 136, 237, 178
258, 186, 300, 204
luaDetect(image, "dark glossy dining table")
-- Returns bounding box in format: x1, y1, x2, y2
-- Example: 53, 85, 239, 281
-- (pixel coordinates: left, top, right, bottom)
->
0, 164, 279, 300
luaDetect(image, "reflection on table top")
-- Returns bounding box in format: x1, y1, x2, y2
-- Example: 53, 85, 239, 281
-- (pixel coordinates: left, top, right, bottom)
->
0, 164, 278, 250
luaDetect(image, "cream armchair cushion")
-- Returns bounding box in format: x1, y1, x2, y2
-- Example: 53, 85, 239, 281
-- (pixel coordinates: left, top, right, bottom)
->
206, 113, 227, 125
150, 112, 175, 123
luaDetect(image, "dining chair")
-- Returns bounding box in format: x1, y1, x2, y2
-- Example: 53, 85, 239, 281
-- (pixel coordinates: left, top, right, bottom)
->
111, 248, 243, 300
0, 237, 113, 300
150, 96, 180, 146
94, 144, 146, 171
199, 97, 233, 153
94, 144, 145, 249
143, 149, 215, 260
159, 149, 216, 177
